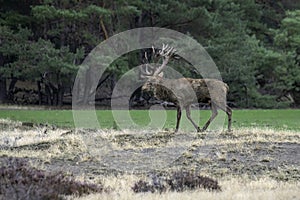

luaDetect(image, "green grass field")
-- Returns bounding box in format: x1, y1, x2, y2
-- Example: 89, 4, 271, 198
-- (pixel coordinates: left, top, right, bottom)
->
0, 109, 299, 131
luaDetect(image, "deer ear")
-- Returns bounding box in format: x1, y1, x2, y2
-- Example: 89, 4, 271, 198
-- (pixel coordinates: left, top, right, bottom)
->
158, 72, 164, 77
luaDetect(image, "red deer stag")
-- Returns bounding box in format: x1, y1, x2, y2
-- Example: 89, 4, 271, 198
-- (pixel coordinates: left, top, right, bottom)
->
140, 44, 232, 132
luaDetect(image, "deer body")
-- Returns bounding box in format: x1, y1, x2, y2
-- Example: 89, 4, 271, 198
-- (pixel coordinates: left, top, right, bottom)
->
140, 44, 232, 132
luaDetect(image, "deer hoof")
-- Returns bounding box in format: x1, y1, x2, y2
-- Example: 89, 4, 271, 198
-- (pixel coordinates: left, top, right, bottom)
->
200, 127, 207, 132
197, 127, 202, 132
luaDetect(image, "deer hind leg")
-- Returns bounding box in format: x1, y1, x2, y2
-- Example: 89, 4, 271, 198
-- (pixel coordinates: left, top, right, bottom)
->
201, 102, 218, 132
217, 105, 232, 132
227, 106, 232, 132
175, 106, 182, 133
185, 105, 201, 132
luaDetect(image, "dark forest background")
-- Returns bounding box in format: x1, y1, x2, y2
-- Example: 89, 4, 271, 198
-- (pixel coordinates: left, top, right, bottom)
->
0, 0, 299, 108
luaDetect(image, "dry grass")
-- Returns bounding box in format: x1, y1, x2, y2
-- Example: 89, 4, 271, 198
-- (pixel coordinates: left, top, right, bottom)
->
0, 119, 299, 199
74, 176, 299, 200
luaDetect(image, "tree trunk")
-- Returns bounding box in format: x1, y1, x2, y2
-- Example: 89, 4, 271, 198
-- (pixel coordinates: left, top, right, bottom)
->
8, 78, 17, 102
291, 84, 300, 106
37, 80, 42, 105
0, 76, 7, 103
0, 55, 7, 103
83, 68, 92, 105
45, 84, 52, 105
57, 84, 64, 107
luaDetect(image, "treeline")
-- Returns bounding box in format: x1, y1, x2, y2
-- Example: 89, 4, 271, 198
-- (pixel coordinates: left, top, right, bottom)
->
0, 0, 299, 108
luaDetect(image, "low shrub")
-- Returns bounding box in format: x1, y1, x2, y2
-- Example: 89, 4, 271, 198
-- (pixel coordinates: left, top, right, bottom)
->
132, 171, 221, 193
0, 157, 104, 200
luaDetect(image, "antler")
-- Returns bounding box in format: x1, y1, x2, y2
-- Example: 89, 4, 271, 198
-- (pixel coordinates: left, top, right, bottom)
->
140, 46, 157, 79
153, 44, 176, 76
141, 64, 154, 75
139, 44, 177, 78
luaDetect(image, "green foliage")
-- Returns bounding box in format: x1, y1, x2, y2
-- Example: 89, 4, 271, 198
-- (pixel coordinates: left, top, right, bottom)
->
83, 5, 111, 17
0, 26, 35, 79
0, 0, 300, 107
202, 0, 264, 107
273, 10, 300, 105
0, 25, 83, 83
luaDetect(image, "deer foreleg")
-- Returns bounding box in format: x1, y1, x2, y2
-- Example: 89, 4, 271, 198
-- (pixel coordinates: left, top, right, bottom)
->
175, 106, 182, 132
202, 102, 218, 131
186, 105, 201, 132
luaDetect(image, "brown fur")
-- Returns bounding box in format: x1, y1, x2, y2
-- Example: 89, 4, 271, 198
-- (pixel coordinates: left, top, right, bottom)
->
141, 44, 232, 132
142, 76, 232, 132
